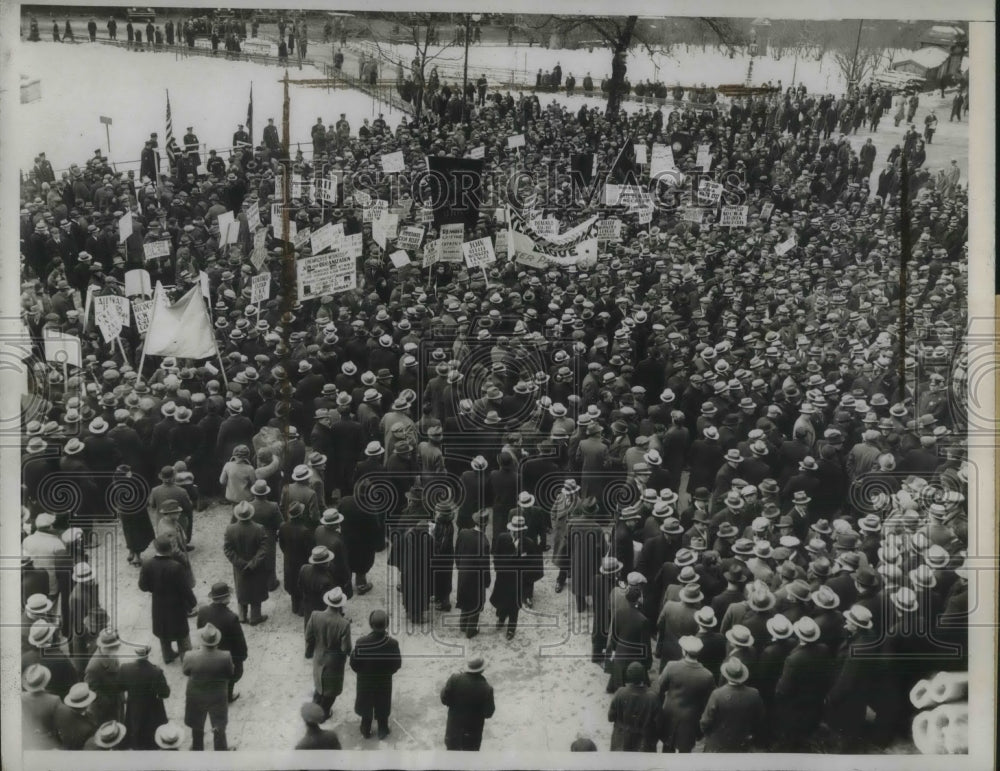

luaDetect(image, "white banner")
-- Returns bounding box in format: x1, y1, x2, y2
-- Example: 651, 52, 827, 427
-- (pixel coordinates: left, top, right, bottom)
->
250, 273, 270, 304
143, 239, 171, 261
469, 146, 485, 159
696, 144, 712, 170
422, 239, 440, 267
291, 174, 309, 200
775, 235, 797, 256
297, 251, 356, 299
634, 144, 648, 165
216, 211, 236, 246
494, 229, 508, 260
43, 329, 82, 367
530, 217, 559, 237
719, 205, 749, 227
682, 207, 711, 223
439, 223, 465, 263
515, 251, 550, 270
507, 134, 525, 148
462, 237, 497, 269
251, 229, 268, 270
760, 202, 775, 221
380, 151, 405, 174
314, 177, 338, 204
293, 226, 312, 251
345, 233, 363, 259
273, 216, 297, 243
94, 295, 129, 342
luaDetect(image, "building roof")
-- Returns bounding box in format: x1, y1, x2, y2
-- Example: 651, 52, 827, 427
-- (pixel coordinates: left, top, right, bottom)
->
893, 47, 950, 71
921, 24, 966, 46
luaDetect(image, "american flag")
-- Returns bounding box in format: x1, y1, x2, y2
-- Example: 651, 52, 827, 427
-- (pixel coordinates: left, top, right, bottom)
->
165, 90, 180, 170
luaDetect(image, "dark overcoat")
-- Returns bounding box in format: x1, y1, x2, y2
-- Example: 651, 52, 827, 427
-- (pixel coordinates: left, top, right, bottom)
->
350, 630, 402, 719
138, 554, 196, 640
455, 528, 491, 612
305, 608, 352, 698
441, 671, 495, 749
118, 658, 170, 749
223, 520, 270, 605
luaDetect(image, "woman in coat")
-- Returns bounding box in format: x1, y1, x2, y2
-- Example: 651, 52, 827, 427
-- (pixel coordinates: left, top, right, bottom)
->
219, 445, 256, 503
111, 465, 154, 564
349, 609, 402, 738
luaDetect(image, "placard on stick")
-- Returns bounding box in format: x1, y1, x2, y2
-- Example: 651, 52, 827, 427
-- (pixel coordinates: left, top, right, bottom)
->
462, 237, 496, 269
250, 273, 270, 304
719, 205, 748, 227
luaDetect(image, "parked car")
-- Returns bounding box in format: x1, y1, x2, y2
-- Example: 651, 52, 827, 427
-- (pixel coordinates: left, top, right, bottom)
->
127, 7, 155, 24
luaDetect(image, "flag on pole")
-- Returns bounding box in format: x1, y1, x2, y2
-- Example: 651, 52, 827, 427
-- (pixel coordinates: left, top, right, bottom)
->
247, 84, 254, 147
165, 90, 180, 174
143, 284, 218, 359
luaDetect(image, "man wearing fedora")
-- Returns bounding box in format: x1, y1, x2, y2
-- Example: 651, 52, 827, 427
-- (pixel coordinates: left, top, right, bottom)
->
280, 501, 316, 614
606, 584, 652, 693
223, 501, 270, 625
22, 619, 78, 701
305, 587, 353, 721
431, 500, 457, 612
455, 509, 492, 639
826, 604, 879, 751
282, 463, 322, 527
139, 535, 197, 664
54, 682, 99, 749
148, 465, 194, 539
183, 623, 235, 751
656, 635, 715, 752
22, 664, 62, 749
197, 583, 248, 703
773, 616, 832, 750
315, 507, 354, 598
550, 478, 580, 593
441, 656, 495, 751
656, 581, 703, 663
593, 556, 623, 665
83, 628, 124, 723
400, 512, 433, 624
154, 499, 195, 587
350, 609, 402, 739
247, 479, 282, 592
568, 497, 608, 614
700, 657, 765, 751
298, 545, 337, 628
296, 702, 342, 749
67, 562, 103, 670
118, 641, 170, 749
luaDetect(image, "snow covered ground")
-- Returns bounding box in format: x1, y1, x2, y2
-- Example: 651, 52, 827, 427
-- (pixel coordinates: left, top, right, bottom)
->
15, 42, 403, 173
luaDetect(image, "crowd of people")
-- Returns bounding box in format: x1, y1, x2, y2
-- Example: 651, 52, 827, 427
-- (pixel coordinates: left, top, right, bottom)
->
18, 55, 970, 755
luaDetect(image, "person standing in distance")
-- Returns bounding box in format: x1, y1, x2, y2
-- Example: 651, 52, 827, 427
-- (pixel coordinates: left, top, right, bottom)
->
440, 656, 495, 751
349, 609, 402, 739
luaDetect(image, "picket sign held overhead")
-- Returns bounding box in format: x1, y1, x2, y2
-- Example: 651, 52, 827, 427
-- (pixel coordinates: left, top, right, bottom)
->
494, 229, 509, 260
389, 250, 411, 269
143, 239, 171, 262
344, 233, 363, 259
293, 226, 312, 251
132, 299, 153, 334
247, 201, 262, 231
216, 211, 236, 246
250, 273, 270, 304
462, 237, 496, 269
250, 229, 268, 271
507, 134, 525, 148
760, 202, 775, 221
719, 205, 749, 227
650, 144, 676, 178
380, 151, 405, 174
397, 226, 425, 251
124, 269, 152, 297
422, 239, 441, 267
310, 221, 344, 255
94, 295, 129, 342
43, 329, 82, 368
469, 146, 485, 159
118, 212, 133, 244
775, 234, 797, 256
596, 218, 622, 241
297, 251, 356, 299
634, 144, 648, 165
697, 179, 724, 205
530, 217, 559, 237
439, 223, 465, 263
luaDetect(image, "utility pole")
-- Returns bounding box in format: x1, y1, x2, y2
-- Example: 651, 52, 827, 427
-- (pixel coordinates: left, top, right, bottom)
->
461, 14, 470, 123
849, 18, 864, 92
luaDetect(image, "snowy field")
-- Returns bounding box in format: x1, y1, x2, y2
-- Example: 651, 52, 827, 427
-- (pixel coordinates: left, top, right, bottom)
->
15, 42, 403, 173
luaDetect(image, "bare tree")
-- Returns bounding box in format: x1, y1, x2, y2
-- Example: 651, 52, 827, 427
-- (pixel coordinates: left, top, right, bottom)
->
832, 47, 883, 90
363, 13, 461, 124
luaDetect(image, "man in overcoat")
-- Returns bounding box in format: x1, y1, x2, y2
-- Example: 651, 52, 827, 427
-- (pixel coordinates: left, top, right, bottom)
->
298, 546, 337, 630
699, 657, 765, 751
349, 609, 402, 738
223, 501, 269, 624
196, 582, 248, 703
304, 587, 352, 720
656, 635, 715, 752
182, 623, 235, 751
138, 535, 196, 663
440, 656, 495, 750
278, 502, 314, 615
608, 661, 659, 751
455, 509, 492, 638
118, 641, 170, 749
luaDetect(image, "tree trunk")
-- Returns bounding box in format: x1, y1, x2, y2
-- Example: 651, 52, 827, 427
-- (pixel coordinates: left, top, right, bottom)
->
604, 15, 637, 121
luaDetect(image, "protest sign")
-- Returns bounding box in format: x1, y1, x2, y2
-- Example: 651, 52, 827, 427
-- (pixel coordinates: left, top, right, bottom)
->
273, 216, 297, 243
469, 146, 485, 159
310, 222, 344, 255
683, 207, 710, 223
43, 329, 82, 367
143, 239, 171, 262
719, 205, 749, 227
125, 269, 152, 297
247, 201, 262, 231
389, 250, 411, 268
422, 239, 440, 267
634, 144, 648, 165
132, 299, 153, 334
291, 174, 308, 200
696, 144, 712, 170
251, 229, 268, 270
495, 207, 507, 224
507, 134, 526, 148
636, 204, 654, 225
650, 144, 676, 178
271, 203, 284, 224
775, 234, 798, 256
345, 233, 363, 259
380, 151, 405, 174
439, 223, 465, 262
419, 206, 435, 224
118, 212, 132, 244
217, 211, 236, 245
697, 179, 724, 205
94, 295, 129, 341
596, 218, 622, 241
353, 190, 372, 208
314, 177, 337, 204
397, 226, 425, 251
293, 226, 312, 251
297, 251, 356, 299
494, 229, 508, 260
462, 237, 496, 269
250, 273, 270, 304
760, 202, 775, 221
530, 217, 559, 237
